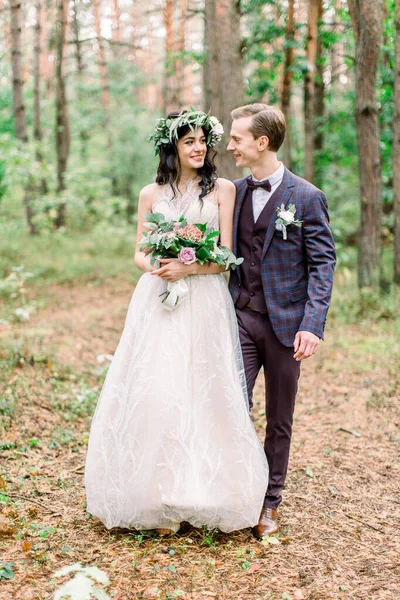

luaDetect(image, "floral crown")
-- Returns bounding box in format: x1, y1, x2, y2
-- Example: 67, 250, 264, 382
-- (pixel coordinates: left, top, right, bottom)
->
148, 108, 224, 156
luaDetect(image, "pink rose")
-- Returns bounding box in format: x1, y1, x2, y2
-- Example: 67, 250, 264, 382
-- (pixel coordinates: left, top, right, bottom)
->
178, 247, 197, 265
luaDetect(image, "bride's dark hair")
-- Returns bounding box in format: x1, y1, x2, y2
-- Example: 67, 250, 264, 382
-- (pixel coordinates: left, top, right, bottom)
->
155, 110, 218, 202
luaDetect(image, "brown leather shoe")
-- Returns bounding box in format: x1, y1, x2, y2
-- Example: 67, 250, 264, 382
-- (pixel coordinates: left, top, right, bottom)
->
253, 507, 279, 539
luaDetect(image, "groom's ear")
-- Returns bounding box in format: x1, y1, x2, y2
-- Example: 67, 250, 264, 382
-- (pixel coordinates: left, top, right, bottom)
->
257, 135, 270, 152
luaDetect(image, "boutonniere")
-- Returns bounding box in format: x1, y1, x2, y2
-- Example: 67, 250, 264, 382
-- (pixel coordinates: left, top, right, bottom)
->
275, 204, 302, 240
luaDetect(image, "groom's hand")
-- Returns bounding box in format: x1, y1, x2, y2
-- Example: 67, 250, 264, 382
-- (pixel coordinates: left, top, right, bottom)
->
293, 331, 320, 361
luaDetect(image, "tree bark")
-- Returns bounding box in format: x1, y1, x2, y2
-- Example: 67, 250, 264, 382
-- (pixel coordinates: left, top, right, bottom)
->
112, 0, 121, 44
9, 0, 36, 234
10, 0, 28, 142
331, 0, 346, 85
175, 0, 188, 106
281, 0, 295, 170
348, 0, 383, 289
163, 0, 179, 112
203, 0, 243, 179
394, 0, 400, 284
304, 0, 319, 183
313, 0, 324, 188
93, 0, 112, 149
71, 0, 89, 159
54, 0, 70, 228
33, 0, 48, 194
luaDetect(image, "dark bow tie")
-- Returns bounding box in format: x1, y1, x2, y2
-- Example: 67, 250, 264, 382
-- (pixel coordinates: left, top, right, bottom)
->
246, 177, 271, 193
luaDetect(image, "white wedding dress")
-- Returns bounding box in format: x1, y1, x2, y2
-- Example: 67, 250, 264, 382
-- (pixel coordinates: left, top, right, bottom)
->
85, 179, 269, 532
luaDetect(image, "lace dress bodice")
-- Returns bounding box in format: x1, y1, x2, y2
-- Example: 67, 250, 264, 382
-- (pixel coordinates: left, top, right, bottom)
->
152, 178, 220, 230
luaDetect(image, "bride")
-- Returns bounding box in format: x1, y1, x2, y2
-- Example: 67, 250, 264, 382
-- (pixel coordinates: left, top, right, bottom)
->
85, 109, 268, 533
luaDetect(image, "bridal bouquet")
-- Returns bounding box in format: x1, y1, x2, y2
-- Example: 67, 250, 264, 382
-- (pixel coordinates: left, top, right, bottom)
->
139, 212, 243, 310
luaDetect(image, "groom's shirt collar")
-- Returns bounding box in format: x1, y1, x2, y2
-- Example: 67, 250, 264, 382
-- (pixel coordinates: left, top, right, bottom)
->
251, 162, 285, 187
250, 163, 285, 222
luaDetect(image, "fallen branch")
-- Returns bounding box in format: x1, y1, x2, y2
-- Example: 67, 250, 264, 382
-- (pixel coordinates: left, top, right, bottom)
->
344, 513, 385, 534
338, 427, 361, 438
5, 493, 62, 515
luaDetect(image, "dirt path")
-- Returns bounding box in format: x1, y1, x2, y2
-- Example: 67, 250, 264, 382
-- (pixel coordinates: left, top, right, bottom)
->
1, 282, 399, 600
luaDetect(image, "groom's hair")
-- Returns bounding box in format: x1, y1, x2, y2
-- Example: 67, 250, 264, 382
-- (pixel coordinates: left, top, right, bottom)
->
231, 103, 286, 152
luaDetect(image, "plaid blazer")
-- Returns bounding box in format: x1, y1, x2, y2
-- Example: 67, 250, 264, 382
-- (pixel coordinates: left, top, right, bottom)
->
229, 168, 336, 347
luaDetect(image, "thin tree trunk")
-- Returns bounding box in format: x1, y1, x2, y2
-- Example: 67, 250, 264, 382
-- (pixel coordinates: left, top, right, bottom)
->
204, 0, 243, 179
163, 0, 178, 112
331, 0, 346, 85
21, 2, 28, 83
394, 0, 400, 284
281, 0, 295, 170
304, 0, 319, 183
203, 0, 218, 113
10, 0, 27, 142
10, 0, 36, 234
176, 0, 188, 106
33, 0, 42, 147
42, 0, 53, 93
93, 0, 112, 149
348, 0, 383, 289
313, 0, 324, 188
112, 0, 121, 44
71, 0, 89, 159
54, 0, 70, 228
33, 0, 48, 194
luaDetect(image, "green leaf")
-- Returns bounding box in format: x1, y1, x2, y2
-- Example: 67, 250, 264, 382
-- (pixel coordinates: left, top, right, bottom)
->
166, 565, 176, 573
144, 212, 165, 224
0, 562, 15, 580
305, 466, 314, 478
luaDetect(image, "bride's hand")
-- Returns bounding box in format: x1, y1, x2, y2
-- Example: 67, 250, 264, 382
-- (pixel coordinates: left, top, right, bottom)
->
151, 258, 193, 281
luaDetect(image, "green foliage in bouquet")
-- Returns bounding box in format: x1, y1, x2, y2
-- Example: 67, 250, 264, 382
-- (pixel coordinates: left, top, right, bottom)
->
139, 212, 243, 271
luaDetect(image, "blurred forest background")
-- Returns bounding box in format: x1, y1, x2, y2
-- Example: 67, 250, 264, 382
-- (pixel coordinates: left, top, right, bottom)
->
0, 0, 399, 312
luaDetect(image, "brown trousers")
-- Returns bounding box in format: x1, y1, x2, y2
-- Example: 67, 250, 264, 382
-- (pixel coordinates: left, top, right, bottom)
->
236, 307, 301, 509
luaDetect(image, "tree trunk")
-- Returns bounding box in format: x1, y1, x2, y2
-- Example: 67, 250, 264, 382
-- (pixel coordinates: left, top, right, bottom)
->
281, 0, 295, 170
313, 0, 324, 188
54, 0, 70, 228
163, 0, 179, 112
10, 0, 28, 142
203, 0, 243, 179
71, 0, 89, 159
41, 0, 53, 93
9, 0, 36, 234
304, 0, 319, 183
394, 0, 400, 284
112, 0, 121, 44
93, 0, 112, 149
331, 0, 346, 85
175, 0, 188, 106
348, 0, 383, 289
33, 0, 48, 194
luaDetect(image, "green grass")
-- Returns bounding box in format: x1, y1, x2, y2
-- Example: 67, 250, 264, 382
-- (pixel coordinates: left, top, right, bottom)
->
0, 220, 142, 288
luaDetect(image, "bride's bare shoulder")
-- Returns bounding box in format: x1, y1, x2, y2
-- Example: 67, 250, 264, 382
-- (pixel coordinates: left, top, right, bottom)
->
215, 178, 236, 204
139, 183, 159, 199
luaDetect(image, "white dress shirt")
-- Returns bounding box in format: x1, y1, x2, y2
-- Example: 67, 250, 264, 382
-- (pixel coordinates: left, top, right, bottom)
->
251, 162, 285, 222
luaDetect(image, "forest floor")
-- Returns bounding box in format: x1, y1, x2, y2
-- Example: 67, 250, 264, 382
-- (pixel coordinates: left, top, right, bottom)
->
0, 280, 399, 600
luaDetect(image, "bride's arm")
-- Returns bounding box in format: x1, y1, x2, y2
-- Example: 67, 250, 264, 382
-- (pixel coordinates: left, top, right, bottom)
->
134, 184, 158, 273
152, 178, 236, 281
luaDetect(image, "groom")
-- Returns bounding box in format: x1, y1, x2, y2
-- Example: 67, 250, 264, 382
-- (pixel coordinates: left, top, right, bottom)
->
227, 103, 336, 538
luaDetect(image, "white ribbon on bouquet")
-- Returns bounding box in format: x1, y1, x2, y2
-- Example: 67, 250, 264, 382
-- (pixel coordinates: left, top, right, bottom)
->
161, 278, 189, 311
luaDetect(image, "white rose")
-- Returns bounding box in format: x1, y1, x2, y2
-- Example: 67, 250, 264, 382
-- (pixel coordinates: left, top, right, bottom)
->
279, 210, 295, 223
